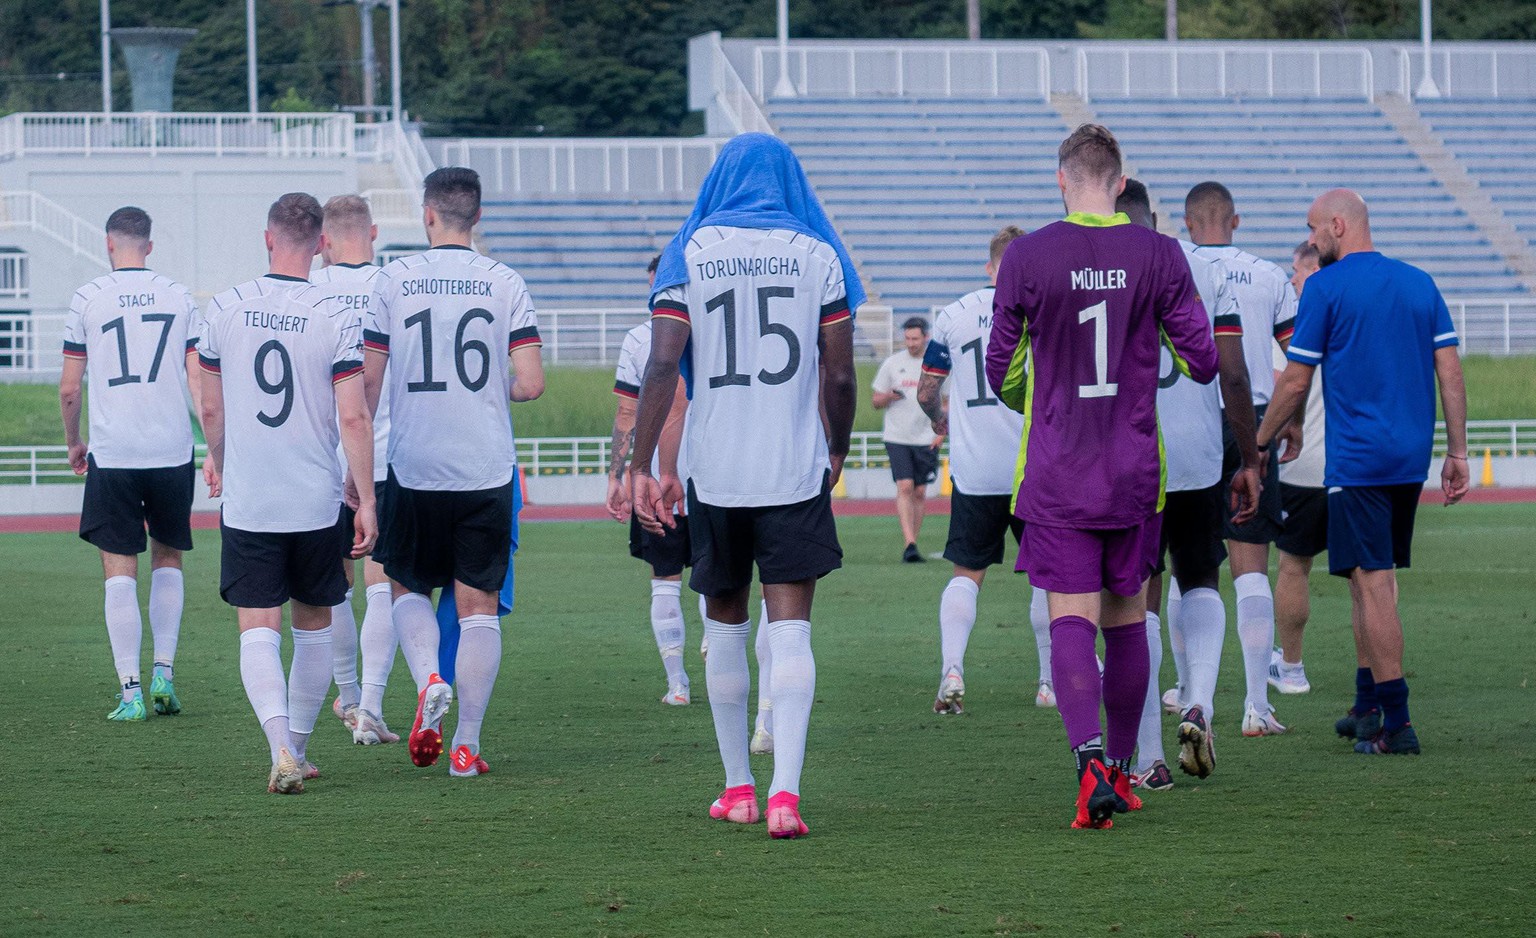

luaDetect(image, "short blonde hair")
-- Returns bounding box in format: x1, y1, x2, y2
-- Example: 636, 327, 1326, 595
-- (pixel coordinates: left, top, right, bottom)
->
989, 225, 1024, 265
322, 194, 373, 236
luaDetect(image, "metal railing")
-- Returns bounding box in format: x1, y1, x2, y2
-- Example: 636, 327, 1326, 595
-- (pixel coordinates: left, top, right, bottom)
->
1076, 45, 1374, 101
753, 43, 1051, 100
707, 33, 775, 134
0, 192, 110, 267
540, 308, 650, 364
434, 138, 725, 194
0, 252, 27, 299
0, 112, 355, 159
1396, 46, 1536, 98
1449, 298, 1536, 355
359, 188, 421, 228
0, 311, 67, 375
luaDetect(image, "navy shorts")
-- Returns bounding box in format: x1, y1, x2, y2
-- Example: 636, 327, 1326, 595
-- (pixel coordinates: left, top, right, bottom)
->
79, 455, 195, 555
686, 473, 842, 597
886, 442, 939, 486
630, 512, 691, 578
943, 488, 1022, 570
1327, 484, 1422, 577
1277, 484, 1328, 559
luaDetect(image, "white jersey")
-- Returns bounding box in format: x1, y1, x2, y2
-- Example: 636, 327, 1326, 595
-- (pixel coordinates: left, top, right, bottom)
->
366, 246, 540, 491
922, 287, 1019, 496
312, 263, 390, 483
652, 225, 849, 508
872, 349, 935, 446
1273, 344, 1327, 488
62, 269, 199, 469
199, 275, 362, 533
613, 320, 689, 481
1159, 242, 1243, 492
1191, 244, 1297, 406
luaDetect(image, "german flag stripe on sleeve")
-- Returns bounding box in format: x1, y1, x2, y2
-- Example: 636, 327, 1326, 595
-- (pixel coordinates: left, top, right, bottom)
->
920, 363, 950, 377
62, 341, 87, 359
613, 380, 640, 400
363, 329, 390, 352
332, 360, 364, 383
1273, 322, 1295, 343
1212, 313, 1244, 337
508, 326, 541, 352
184, 338, 198, 353
198, 353, 221, 374
651, 299, 690, 325
819, 300, 851, 327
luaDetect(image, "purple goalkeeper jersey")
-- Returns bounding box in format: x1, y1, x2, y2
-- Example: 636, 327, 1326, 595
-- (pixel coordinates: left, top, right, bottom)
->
985, 213, 1219, 530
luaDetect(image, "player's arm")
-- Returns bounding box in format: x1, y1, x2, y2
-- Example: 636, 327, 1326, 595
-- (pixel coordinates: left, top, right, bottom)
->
656, 377, 688, 514
185, 348, 205, 433
1257, 360, 1314, 456
1434, 333, 1469, 506
607, 395, 637, 521
1214, 331, 1262, 525
918, 337, 950, 436
335, 374, 377, 557
59, 356, 87, 475
630, 314, 690, 535
985, 267, 1029, 410
1156, 247, 1220, 386
509, 345, 545, 402
820, 318, 857, 485
871, 359, 900, 409
198, 358, 225, 498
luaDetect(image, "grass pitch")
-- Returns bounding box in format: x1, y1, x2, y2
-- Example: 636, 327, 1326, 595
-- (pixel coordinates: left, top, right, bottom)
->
2, 507, 1533, 936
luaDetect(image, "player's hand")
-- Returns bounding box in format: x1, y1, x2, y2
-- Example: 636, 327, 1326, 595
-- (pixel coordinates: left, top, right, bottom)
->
344, 475, 361, 511
631, 471, 673, 535
929, 415, 948, 436
829, 452, 847, 488
605, 474, 631, 521
67, 441, 88, 475
203, 458, 222, 498
1228, 466, 1261, 526
1277, 420, 1304, 464
351, 502, 377, 558
660, 472, 685, 517
929, 434, 945, 452
1441, 456, 1469, 506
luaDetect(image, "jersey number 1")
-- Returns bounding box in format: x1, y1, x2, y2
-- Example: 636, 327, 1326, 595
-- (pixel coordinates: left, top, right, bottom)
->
1077, 301, 1119, 399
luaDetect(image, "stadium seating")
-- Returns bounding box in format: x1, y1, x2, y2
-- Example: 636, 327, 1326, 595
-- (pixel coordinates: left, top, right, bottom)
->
1414, 98, 1536, 249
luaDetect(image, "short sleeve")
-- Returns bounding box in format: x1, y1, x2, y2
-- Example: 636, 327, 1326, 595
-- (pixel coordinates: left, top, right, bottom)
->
62, 288, 88, 359
197, 300, 222, 374
872, 357, 895, 392
1287, 285, 1328, 365
1273, 280, 1298, 343
922, 340, 952, 376
613, 334, 642, 399
1211, 278, 1243, 338
1431, 289, 1458, 350
507, 281, 541, 353
819, 261, 850, 327
651, 285, 689, 325
332, 302, 365, 383
363, 267, 392, 355
182, 288, 201, 354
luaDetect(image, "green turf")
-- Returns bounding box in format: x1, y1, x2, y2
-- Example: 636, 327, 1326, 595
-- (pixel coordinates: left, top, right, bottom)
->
2, 507, 1532, 936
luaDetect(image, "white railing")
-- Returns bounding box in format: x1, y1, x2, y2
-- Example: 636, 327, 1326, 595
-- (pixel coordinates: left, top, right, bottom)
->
1397, 46, 1536, 98
0, 252, 27, 299
1076, 46, 1374, 100
754, 43, 1051, 100
0, 192, 110, 267
0, 112, 355, 159
359, 188, 421, 228
1449, 298, 1536, 356
0, 311, 67, 375
434, 138, 725, 194
1434, 420, 1536, 457
707, 33, 775, 134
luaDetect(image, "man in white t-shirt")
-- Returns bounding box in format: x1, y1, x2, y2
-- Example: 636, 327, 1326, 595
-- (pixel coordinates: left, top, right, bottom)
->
60, 206, 202, 722
364, 167, 544, 779
873, 318, 943, 563
310, 194, 400, 745
1270, 240, 1327, 696
915, 225, 1054, 715
200, 193, 377, 794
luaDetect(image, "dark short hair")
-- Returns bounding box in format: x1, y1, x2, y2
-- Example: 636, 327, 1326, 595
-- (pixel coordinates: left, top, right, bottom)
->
647, 254, 660, 275
1185, 181, 1235, 227
1294, 240, 1320, 262
901, 316, 929, 335
424, 167, 481, 232
1058, 124, 1122, 187
989, 225, 1024, 265
105, 206, 151, 240
267, 192, 323, 246
1116, 178, 1152, 215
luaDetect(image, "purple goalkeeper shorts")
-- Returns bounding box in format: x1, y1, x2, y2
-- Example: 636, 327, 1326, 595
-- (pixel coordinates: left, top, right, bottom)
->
1016, 515, 1162, 597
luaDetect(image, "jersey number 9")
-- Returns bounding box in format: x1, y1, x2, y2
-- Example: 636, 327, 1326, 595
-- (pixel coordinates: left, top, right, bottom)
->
254, 339, 294, 428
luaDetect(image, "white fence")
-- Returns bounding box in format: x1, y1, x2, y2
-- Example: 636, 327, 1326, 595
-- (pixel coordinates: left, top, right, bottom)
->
434, 138, 725, 194
0, 312, 66, 376
0, 252, 26, 299
1396, 46, 1536, 98
752, 43, 1052, 100
0, 192, 110, 267
0, 113, 355, 159
359, 188, 421, 228
1076, 45, 1375, 100
1450, 299, 1536, 355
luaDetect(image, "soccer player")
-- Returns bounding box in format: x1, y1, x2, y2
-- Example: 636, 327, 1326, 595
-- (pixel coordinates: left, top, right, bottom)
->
914, 225, 1054, 714
310, 194, 400, 744
1115, 180, 1262, 788
1186, 181, 1300, 738
1259, 188, 1469, 755
1270, 241, 1326, 695
607, 255, 697, 705
872, 318, 943, 562
985, 125, 1222, 830
364, 167, 544, 777
629, 133, 860, 839
199, 193, 377, 793
60, 206, 202, 722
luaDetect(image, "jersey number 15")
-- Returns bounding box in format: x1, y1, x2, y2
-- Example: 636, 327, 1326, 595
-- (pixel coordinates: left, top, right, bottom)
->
704, 287, 801, 389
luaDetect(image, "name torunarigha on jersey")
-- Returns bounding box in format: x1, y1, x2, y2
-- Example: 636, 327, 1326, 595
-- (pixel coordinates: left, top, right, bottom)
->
985, 214, 1220, 530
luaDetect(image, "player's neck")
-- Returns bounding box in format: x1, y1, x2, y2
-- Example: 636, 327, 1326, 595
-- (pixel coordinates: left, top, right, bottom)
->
428, 230, 475, 250
326, 253, 373, 267
266, 246, 315, 281
1062, 185, 1118, 219
111, 258, 149, 271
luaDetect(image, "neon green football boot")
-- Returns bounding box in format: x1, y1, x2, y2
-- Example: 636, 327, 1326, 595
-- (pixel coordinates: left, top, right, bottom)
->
150, 673, 181, 715
108, 694, 148, 722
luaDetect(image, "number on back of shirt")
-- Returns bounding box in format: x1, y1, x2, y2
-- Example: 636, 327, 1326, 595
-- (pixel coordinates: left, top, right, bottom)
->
704, 286, 801, 389
404, 307, 496, 393
959, 338, 998, 408
1077, 301, 1119, 399
101, 314, 176, 387
254, 339, 294, 428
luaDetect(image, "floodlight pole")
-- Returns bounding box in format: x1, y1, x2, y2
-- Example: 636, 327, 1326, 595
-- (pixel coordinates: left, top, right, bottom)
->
1417, 0, 1441, 97
101, 0, 112, 113
246, 0, 258, 114
1166, 0, 1177, 42
772, 0, 796, 98
966, 0, 980, 41
389, 0, 402, 124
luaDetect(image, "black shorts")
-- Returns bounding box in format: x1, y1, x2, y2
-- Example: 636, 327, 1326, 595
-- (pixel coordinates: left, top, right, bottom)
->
1222, 410, 1282, 544
686, 474, 842, 597
220, 513, 348, 608
630, 513, 691, 578
886, 442, 939, 486
1157, 484, 1228, 580
943, 488, 1022, 570
1327, 483, 1421, 577
79, 455, 195, 555
380, 470, 514, 594
1276, 483, 1328, 558
339, 480, 390, 561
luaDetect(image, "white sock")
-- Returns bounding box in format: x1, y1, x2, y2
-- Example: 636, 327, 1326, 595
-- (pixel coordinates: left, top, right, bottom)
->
104, 576, 142, 693
331, 589, 361, 710
1029, 588, 1051, 683
240, 628, 289, 762
754, 600, 773, 735
650, 580, 688, 687
392, 592, 440, 692
287, 625, 333, 761
1181, 587, 1226, 719
452, 615, 501, 754
1135, 611, 1165, 773
938, 576, 979, 677
703, 616, 753, 789
766, 619, 815, 799
1166, 581, 1187, 693
359, 582, 396, 716
1235, 572, 1275, 715
148, 567, 183, 675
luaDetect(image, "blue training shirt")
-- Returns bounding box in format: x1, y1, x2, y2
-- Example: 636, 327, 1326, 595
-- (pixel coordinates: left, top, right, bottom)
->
1286, 251, 1458, 488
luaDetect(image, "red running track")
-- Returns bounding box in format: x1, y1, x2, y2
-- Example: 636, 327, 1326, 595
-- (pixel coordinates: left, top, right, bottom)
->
3, 488, 1533, 535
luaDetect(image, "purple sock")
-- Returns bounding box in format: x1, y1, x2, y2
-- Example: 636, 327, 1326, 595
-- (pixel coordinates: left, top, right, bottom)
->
1049, 615, 1103, 749
1101, 621, 1150, 763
